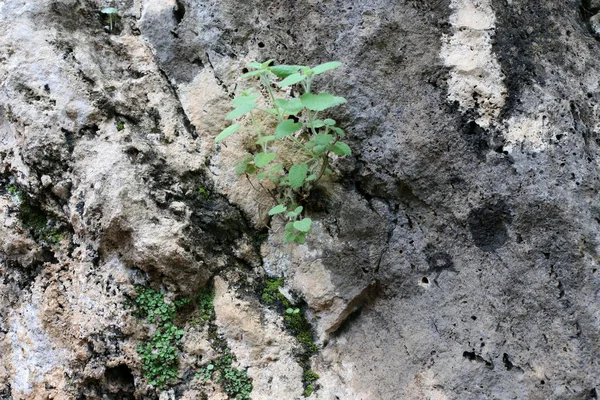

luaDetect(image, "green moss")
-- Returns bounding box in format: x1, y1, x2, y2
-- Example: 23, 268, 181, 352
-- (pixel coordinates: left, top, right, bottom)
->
303, 370, 319, 383
197, 186, 210, 200
18, 198, 65, 245
261, 277, 285, 305
259, 276, 320, 395
303, 384, 315, 397
194, 299, 253, 399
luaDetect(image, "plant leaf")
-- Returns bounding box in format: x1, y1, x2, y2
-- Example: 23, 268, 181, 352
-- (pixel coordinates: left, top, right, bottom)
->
256, 135, 276, 145
270, 65, 302, 78
301, 93, 347, 111
310, 119, 325, 128
284, 231, 296, 243
226, 102, 256, 120
274, 98, 304, 115
332, 141, 352, 156
277, 73, 306, 87
275, 119, 302, 139
288, 163, 308, 189
293, 218, 312, 233
247, 61, 262, 69
331, 126, 345, 137
241, 69, 265, 78
232, 93, 260, 106
324, 118, 336, 125
101, 7, 118, 14
268, 204, 287, 215
314, 133, 334, 146
215, 124, 240, 142
311, 61, 342, 75
260, 59, 276, 68
254, 152, 276, 168
295, 233, 306, 244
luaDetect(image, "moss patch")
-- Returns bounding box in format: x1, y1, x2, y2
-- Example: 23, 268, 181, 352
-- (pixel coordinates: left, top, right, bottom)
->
258, 277, 320, 396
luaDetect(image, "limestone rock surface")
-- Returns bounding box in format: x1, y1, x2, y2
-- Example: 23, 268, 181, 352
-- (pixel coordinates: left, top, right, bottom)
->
0, 0, 599, 399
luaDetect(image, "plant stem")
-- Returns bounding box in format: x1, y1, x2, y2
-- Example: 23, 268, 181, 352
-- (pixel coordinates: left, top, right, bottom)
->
250, 111, 266, 152
262, 74, 283, 122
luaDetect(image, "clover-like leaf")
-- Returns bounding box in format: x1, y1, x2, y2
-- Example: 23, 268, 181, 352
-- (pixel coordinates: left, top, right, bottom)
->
226, 102, 256, 120
268, 204, 287, 216
311, 61, 342, 75
288, 163, 308, 189
293, 218, 312, 233
275, 119, 302, 139
215, 124, 240, 142
278, 73, 306, 87
287, 205, 303, 218
295, 233, 306, 244
300, 93, 347, 111
254, 152, 276, 168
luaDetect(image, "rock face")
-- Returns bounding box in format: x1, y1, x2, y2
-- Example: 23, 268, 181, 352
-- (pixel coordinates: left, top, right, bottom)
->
0, 0, 599, 399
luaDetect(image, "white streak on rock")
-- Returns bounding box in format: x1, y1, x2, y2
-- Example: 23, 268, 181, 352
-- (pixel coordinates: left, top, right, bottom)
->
440, 0, 506, 128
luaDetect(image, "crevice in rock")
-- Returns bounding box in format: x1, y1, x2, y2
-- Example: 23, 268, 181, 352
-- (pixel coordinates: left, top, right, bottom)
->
327, 280, 380, 337
154, 64, 198, 139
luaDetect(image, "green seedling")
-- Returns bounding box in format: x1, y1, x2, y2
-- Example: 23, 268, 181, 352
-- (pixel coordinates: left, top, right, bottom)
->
215, 60, 351, 243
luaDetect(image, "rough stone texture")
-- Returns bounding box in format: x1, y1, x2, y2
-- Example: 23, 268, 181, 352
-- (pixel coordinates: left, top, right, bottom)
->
1, 0, 599, 399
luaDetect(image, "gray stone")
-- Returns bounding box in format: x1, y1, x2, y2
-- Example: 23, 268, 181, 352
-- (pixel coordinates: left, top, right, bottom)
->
0, 0, 599, 398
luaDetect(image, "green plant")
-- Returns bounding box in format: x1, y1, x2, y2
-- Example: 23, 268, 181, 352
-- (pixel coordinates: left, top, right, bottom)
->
100, 7, 118, 32
116, 120, 125, 131
303, 385, 315, 397
17, 197, 65, 246
197, 186, 210, 200
133, 286, 177, 324
196, 286, 215, 322
197, 350, 253, 399
303, 370, 319, 383
261, 277, 285, 304
133, 287, 185, 389
215, 60, 351, 243
137, 322, 184, 388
